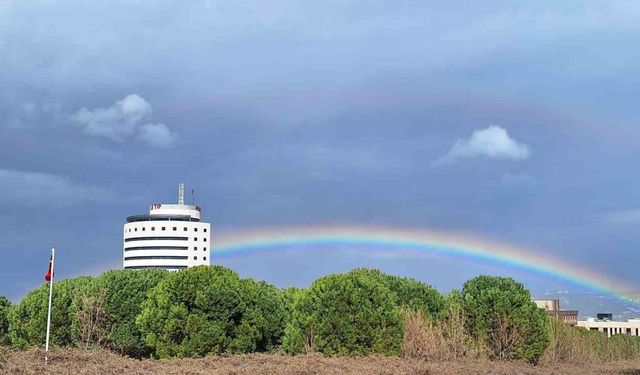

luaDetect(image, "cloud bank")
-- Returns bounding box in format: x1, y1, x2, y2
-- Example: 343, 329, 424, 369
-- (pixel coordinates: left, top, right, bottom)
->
0, 169, 109, 208
72, 94, 176, 148
434, 126, 531, 165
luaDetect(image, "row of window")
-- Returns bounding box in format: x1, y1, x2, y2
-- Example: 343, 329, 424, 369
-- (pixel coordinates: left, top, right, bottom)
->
124, 255, 208, 261
124, 245, 208, 252
597, 327, 640, 336
124, 246, 189, 251
124, 236, 206, 243
124, 265, 188, 270
125, 236, 188, 242
124, 255, 188, 261
127, 226, 207, 233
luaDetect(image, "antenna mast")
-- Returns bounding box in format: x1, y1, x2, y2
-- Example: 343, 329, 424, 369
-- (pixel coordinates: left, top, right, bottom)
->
178, 183, 184, 205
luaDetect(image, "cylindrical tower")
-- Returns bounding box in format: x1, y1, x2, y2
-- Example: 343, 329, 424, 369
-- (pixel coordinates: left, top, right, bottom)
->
123, 185, 211, 270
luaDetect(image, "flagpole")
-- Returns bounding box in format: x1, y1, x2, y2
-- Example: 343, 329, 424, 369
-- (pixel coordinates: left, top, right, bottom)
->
45, 247, 55, 364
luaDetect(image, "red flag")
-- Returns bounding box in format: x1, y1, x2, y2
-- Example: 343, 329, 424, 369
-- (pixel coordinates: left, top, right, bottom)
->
44, 256, 52, 282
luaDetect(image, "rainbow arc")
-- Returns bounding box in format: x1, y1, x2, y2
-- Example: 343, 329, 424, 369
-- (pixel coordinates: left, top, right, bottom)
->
213, 225, 638, 303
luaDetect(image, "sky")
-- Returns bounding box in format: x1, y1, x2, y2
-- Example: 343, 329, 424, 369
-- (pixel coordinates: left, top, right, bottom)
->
2, 1, 640, 303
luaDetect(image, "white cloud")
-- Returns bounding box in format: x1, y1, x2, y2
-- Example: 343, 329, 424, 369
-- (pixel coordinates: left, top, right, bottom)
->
0, 169, 109, 208
72, 94, 175, 147
138, 123, 176, 148
433, 126, 531, 165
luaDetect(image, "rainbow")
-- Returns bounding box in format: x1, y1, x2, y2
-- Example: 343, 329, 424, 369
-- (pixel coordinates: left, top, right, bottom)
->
213, 225, 638, 302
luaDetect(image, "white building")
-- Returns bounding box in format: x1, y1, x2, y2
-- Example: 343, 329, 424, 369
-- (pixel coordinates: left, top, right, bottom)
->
577, 316, 640, 337
123, 184, 211, 270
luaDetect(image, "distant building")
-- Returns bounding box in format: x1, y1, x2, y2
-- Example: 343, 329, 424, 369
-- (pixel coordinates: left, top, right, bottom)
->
597, 313, 613, 321
533, 299, 578, 325
577, 316, 640, 337
123, 184, 211, 271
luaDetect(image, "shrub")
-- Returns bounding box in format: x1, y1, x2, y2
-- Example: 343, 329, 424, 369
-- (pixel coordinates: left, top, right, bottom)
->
403, 301, 480, 361
136, 265, 287, 358
0, 296, 11, 346
8, 277, 93, 349
94, 269, 168, 357
542, 318, 640, 364
461, 275, 549, 363
73, 286, 109, 350
283, 269, 404, 356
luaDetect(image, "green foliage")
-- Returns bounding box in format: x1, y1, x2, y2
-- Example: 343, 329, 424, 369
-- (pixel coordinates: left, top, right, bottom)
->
8, 277, 93, 349
0, 296, 11, 346
94, 269, 168, 357
283, 269, 404, 356
461, 275, 549, 363
136, 265, 287, 358
349, 269, 445, 318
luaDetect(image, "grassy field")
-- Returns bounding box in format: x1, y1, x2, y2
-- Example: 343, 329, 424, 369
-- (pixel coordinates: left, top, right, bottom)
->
2, 348, 640, 375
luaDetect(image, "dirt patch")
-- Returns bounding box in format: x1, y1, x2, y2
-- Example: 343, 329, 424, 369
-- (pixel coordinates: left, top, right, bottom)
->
2, 348, 640, 375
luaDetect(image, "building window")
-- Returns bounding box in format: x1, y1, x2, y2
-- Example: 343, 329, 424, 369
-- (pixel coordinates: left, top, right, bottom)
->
184, 227, 187, 231
142, 227, 145, 231
203, 247, 206, 251
204, 238, 207, 242
194, 247, 198, 250
162, 227, 166, 231
124, 236, 189, 242
151, 227, 155, 231
193, 256, 197, 260
124, 255, 188, 261
204, 257, 207, 261
134, 228, 137, 232
125, 246, 189, 251
194, 228, 198, 232
194, 237, 198, 241
173, 227, 177, 231
204, 228, 207, 232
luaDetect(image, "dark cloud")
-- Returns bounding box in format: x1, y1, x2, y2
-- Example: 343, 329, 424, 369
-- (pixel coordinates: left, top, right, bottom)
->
2, 1, 640, 301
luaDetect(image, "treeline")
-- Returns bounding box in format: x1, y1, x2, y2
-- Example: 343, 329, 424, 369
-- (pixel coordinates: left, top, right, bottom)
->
0, 266, 638, 364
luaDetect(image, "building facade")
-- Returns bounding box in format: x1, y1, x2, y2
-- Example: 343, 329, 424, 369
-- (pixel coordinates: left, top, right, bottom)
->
123, 184, 211, 270
533, 299, 578, 325
577, 317, 640, 337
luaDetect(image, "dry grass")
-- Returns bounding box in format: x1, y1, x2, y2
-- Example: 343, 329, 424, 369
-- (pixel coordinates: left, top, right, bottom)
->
403, 308, 482, 361
2, 348, 640, 375
541, 319, 640, 364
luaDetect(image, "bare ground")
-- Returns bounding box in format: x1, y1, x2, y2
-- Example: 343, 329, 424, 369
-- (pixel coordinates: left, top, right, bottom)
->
2, 348, 640, 375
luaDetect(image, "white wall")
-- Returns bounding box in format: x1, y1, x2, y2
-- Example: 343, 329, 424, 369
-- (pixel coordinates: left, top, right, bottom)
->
123, 219, 211, 270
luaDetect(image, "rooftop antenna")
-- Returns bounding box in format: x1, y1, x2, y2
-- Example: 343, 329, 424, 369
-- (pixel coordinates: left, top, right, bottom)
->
178, 183, 184, 205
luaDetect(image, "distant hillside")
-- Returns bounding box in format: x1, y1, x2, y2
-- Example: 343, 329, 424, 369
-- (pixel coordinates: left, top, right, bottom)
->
536, 291, 640, 320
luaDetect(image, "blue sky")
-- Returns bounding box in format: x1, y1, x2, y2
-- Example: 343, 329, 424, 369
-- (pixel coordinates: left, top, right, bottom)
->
2, 1, 640, 302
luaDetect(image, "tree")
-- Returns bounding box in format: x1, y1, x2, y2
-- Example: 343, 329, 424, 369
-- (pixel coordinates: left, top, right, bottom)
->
8, 277, 93, 349
232, 279, 288, 353
282, 269, 404, 356
346, 269, 445, 318
94, 269, 168, 357
461, 275, 549, 363
0, 296, 11, 346
136, 265, 287, 358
